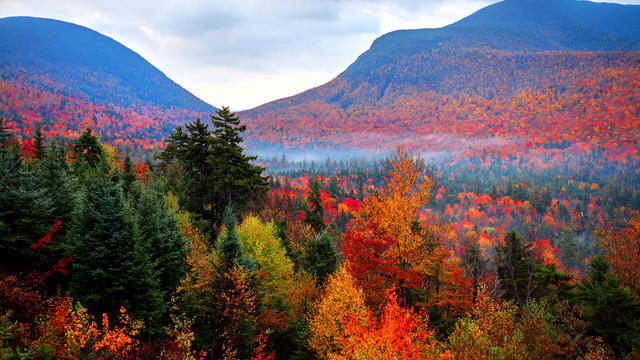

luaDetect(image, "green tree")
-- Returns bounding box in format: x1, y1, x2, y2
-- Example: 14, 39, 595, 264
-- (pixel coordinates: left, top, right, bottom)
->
134, 186, 187, 331
159, 107, 267, 230
495, 231, 536, 306
304, 178, 325, 234
0, 139, 56, 274
571, 256, 640, 356
32, 124, 45, 160
303, 233, 338, 283
69, 160, 162, 324
121, 153, 137, 198
210, 106, 268, 225
72, 127, 102, 171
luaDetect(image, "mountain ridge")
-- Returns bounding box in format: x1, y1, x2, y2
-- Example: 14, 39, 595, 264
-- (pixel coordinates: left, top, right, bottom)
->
240, 0, 640, 151
0, 16, 215, 113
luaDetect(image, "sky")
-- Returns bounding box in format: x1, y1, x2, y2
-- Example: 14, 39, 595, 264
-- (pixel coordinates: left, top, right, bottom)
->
1, 0, 639, 110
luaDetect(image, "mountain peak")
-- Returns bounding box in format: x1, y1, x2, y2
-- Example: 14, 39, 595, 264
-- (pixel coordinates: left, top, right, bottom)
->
0, 16, 215, 112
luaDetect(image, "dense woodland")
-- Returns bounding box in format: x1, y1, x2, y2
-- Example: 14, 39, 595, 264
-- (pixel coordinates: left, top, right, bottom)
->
1, 103, 640, 359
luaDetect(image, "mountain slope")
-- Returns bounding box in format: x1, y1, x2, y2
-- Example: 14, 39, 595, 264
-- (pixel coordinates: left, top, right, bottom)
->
240, 0, 640, 152
0, 16, 214, 112
0, 16, 216, 151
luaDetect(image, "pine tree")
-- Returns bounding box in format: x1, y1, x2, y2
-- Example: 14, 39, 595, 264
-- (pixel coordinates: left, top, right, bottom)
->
159, 108, 267, 229
210, 106, 268, 226
73, 127, 102, 170
0, 139, 55, 274
0, 118, 12, 148
303, 234, 338, 283
69, 159, 161, 322
133, 186, 187, 333
33, 124, 46, 160
571, 256, 640, 356
495, 231, 536, 306
304, 178, 325, 234
121, 153, 137, 198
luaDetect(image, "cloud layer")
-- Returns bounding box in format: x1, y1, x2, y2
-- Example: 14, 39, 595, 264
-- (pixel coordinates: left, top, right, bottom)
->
1, 0, 638, 109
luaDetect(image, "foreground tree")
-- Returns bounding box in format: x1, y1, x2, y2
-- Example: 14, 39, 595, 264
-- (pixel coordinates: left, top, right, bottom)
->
159, 107, 267, 230
571, 256, 640, 357
69, 160, 163, 325
333, 289, 451, 360
596, 210, 640, 295
343, 147, 447, 307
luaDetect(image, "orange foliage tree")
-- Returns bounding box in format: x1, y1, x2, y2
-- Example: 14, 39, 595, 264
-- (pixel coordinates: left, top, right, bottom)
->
597, 210, 640, 295
343, 147, 457, 308
331, 289, 451, 360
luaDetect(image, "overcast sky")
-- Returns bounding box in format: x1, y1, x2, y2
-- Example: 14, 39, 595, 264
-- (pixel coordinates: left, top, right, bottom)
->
1, 0, 639, 110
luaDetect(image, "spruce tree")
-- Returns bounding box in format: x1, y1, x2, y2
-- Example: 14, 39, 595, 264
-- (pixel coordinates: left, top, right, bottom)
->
210, 107, 267, 226
73, 127, 102, 170
571, 256, 640, 356
159, 108, 267, 229
495, 231, 536, 306
134, 186, 187, 330
33, 124, 45, 161
304, 178, 325, 234
302, 234, 338, 283
0, 139, 55, 274
121, 153, 137, 198
69, 159, 161, 322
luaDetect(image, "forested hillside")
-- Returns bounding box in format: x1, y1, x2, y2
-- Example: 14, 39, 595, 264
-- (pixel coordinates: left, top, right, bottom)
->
0, 16, 214, 153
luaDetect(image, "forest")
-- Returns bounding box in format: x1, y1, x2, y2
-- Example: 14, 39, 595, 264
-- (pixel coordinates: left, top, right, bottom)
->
1, 102, 639, 359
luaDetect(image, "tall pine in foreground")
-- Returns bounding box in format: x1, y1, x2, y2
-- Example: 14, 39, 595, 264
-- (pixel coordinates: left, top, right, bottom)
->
210, 106, 267, 226
69, 159, 162, 325
159, 106, 267, 230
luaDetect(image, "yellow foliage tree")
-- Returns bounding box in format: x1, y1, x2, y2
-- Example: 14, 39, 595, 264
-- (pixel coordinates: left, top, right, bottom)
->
308, 264, 369, 359
237, 216, 295, 307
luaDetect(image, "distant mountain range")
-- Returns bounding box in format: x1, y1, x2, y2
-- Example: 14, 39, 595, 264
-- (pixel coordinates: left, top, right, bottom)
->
240, 0, 640, 151
0, 0, 639, 155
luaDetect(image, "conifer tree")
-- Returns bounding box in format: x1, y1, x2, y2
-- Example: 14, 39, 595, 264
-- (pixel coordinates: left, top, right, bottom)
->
304, 178, 325, 234
495, 231, 536, 306
121, 153, 137, 198
0, 138, 55, 274
134, 186, 187, 331
69, 159, 162, 323
210, 106, 267, 225
33, 124, 45, 160
73, 127, 102, 170
571, 256, 640, 356
159, 108, 267, 229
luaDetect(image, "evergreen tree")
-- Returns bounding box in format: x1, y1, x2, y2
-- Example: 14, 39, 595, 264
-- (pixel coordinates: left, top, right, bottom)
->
495, 231, 536, 306
0, 139, 56, 274
571, 256, 640, 356
121, 153, 137, 198
33, 124, 45, 160
159, 108, 267, 230
0, 118, 13, 150
134, 186, 187, 332
304, 178, 325, 233
69, 160, 162, 323
73, 127, 102, 170
303, 233, 338, 283
210, 107, 268, 225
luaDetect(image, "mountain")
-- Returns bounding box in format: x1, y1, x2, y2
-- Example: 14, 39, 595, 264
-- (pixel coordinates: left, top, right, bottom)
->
240, 0, 640, 153
0, 16, 214, 112
0, 16, 214, 151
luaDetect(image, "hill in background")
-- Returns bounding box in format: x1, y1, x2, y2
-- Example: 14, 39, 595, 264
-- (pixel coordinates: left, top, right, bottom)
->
0, 16, 215, 152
